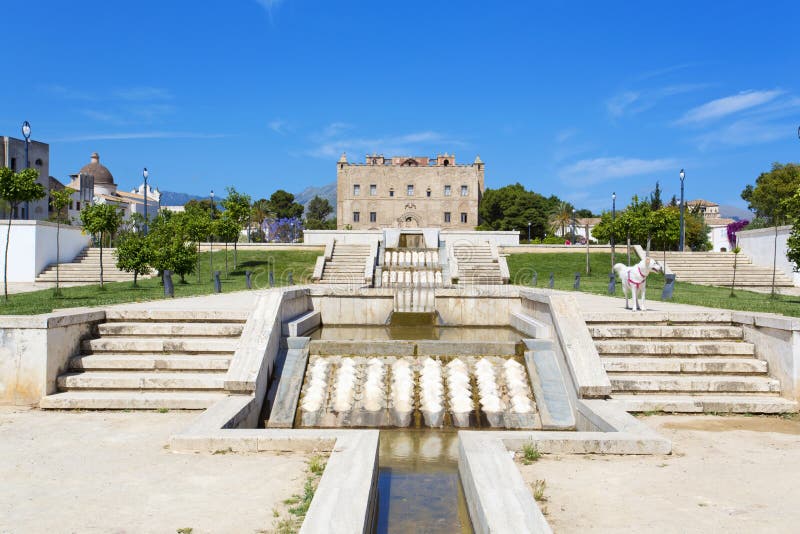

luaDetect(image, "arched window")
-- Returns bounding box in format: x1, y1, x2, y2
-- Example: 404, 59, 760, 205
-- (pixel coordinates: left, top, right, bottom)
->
443, 159, 449, 166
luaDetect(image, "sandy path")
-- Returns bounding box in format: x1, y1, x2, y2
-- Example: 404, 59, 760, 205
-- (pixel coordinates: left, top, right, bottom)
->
0, 408, 309, 534
518, 415, 800, 534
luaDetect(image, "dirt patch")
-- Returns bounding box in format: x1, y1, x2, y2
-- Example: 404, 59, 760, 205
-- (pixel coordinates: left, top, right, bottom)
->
517, 415, 800, 533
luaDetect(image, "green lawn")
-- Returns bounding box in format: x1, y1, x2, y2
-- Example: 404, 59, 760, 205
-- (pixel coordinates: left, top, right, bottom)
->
0, 249, 321, 315
506, 252, 800, 318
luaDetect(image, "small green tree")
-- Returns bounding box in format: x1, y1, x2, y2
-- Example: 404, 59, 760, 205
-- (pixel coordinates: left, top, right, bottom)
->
304, 195, 335, 230
115, 216, 152, 286
183, 204, 212, 282
215, 215, 241, 276
147, 211, 196, 283
0, 167, 46, 299
220, 187, 251, 267
80, 202, 122, 287
651, 207, 681, 264
48, 187, 76, 295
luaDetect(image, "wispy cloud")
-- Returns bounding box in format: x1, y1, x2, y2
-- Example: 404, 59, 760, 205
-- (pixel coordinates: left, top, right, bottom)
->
555, 128, 578, 144
693, 119, 789, 149
268, 119, 288, 134
53, 132, 229, 142
606, 84, 710, 118
675, 89, 783, 125
306, 126, 464, 159
559, 156, 678, 186
115, 87, 172, 100
320, 122, 353, 138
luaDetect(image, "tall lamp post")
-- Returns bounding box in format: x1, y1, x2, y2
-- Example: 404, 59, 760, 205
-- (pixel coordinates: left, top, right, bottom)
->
142, 167, 149, 234
611, 192, 616, 269
571, 209, 576, 244
21, 121, 31, 220
209, 189, 215, 280
679, 169, 686, 252
527, 221, 531, 243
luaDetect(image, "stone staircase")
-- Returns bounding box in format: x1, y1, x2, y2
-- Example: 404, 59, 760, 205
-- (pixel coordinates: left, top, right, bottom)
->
39, 310, 247, 410
319, 243, 370, 284
36, 247, 137, 283
660, 251, 794, 289
584, 311, 798, 413
454, 244, 504, 285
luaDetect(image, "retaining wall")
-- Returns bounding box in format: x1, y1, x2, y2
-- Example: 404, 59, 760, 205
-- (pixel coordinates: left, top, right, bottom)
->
0, 220, 89, 281
737, 225, 799, 286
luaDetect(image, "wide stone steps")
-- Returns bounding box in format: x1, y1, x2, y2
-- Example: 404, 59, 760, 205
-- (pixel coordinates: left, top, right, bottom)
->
69, 354, 232, 371
97, 321, 243, 337
36, 246, 136, 282
610, 394, 798, 414
57, 371, 226, 391
603, 357, 767, 374
595, 340, 755, 356
659, 251, 795, 288
81, 337, 238, 354
609, 374, 780, 394
589, 325, 742, 339
39, 391, 228, 410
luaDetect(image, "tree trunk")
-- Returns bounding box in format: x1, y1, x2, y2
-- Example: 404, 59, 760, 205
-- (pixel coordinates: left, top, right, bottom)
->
646, 235, 651, 255
196, 243, 201, 283
771, 223, 778, 298
234, 241, 238, 270
585, 224, 590, 275
225, 242, 229, 276
731, 252, 738, 297
99, 236, 104, 287
4, 214, 12, 300
133, 271, 138, 287
56, 222, 61, 294
626, 233, 631, 265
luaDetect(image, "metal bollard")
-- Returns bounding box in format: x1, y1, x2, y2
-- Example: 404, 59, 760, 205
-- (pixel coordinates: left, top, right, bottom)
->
661, 273, 676, 300
288, 271, 294, 285
573, 272, 580, 290
163, 270, 174, 298
213, 271, 222, 293
548, 272, 554, 289
608, 272, 616, 294
269, 269, 275, 287
532, 271, 538, 287
245, 270, 252, 289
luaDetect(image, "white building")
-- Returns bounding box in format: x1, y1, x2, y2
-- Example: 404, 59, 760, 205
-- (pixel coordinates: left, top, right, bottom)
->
1, 136, 50, 220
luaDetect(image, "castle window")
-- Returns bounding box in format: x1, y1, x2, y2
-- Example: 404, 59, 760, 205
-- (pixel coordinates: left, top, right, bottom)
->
444, 212, 451, 223
426, 188, 431, 197
353, 211, 360, 222
444, 185, 451, 197
76, 201, 81, 210
35, 158, 43, 166
389, 188, 395, 197
369, 184, 377, 196
353, 184, 360, 196
443, 159, 450, 166
369, 211, 377, 223
460, 212, 468, 223
10, 158, 16, 171
407, 185, 414, 196
461, 185, 468, 196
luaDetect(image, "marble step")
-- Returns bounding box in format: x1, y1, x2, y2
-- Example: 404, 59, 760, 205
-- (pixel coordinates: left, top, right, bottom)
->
58, 371, 226, 390
589, 325, 743, 339
583, 311, 733, 324
98, 322, 243, 337
609, 374, 780, 394
104, 310, 248, 322
40, 390, 228, 410
70, 354, 232, 371
595, 340, 755, 356
81, 337, 238, 354
610, 394, 798, 414
602, 357, 767, 374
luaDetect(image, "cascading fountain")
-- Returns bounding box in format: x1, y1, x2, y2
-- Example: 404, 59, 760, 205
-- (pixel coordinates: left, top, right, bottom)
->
419, 357, 445, 427
380, 231, 444, 313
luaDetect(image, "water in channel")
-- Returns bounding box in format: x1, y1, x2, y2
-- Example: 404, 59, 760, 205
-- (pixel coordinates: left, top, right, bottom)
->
377, 430, 473, 534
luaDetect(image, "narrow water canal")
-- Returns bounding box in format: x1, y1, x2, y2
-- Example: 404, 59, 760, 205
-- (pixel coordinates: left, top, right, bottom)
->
377, 430, 473, 533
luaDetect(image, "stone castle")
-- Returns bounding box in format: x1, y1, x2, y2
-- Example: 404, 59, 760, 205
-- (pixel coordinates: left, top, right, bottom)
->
336, 152, 484, 230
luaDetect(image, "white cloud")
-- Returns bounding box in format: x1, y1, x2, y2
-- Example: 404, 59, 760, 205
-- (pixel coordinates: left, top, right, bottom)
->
559, 156, 678, 186
555, 128, 577, 144
693, 119, 788, 149
606, 91, 640, 118
606, 84, 711, 118
115, 87, 172, 100
306, 128, 464, 159
255, 0, 284, 9
53, 132, 228, 142
268, 119, 288, 134
676, 89, 783, 125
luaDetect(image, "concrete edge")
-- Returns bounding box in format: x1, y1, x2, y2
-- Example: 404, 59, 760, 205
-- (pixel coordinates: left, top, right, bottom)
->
0, 308, 106, 329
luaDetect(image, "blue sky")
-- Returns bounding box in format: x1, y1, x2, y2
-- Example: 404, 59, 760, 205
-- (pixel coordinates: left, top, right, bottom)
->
3, 0, 800, 213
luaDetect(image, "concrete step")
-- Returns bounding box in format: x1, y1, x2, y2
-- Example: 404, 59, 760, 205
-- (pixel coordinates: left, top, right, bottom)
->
583, 311, 732, 324
97, 322, 243, 337
610, 394, 798, 414
69, 354, 232, 371
602, 357, 767, 374
595, 340, 754, 356
609, 374, 780, 394
81, 337, 238, 354
104, 310, 248, 322
589, 325, 743, 339
39, 391, 228, 410
58, 371, 226, 390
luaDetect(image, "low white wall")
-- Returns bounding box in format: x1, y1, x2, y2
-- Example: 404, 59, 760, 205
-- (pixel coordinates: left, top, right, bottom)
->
303, 230, 382, 246
737, 225, 799, 286
441, 230, 520, 246
0, 220, 89, 282
305, 229, 520, 247
709, 226, 729, 252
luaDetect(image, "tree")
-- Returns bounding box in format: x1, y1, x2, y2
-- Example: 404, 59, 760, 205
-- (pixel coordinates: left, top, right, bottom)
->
147, 210, 196, 283
215, 215, 241, 276
80, 202, 123, 287
220, 187, 251, 267
548, 201, 574, 238
304, 195, 335, 230
649, 181, 663, 211
184, 198, 215, 216
0, 167, 47, 299
115, 216, 152, 286
183, 204, 212, 282
651, 207, 681, 263
48, 187, 76, 295
741, 163, 800, 222
267, 190, 304, 220
477, 184, 560, 240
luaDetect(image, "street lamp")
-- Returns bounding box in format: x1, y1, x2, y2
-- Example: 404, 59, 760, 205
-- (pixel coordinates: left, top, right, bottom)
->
209, 189, 215, 280
142, 167, 149, 234
21, 121, 31, 219
611, 192, 616, 268
679, 169, 686, 252
527, 221, 531, 243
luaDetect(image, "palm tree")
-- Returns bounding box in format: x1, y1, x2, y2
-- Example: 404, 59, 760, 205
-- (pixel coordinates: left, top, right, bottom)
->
549, 202, 573, 238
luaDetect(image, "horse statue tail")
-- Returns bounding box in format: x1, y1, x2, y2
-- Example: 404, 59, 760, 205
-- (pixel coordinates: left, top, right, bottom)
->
613, 263, 626, 277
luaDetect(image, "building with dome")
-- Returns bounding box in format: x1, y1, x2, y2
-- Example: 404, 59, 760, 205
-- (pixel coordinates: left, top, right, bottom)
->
66, 152, 160, 224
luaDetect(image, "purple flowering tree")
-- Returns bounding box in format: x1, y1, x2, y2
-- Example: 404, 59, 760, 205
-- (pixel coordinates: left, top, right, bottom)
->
726, 219, 750, 249
261, 217, 304, 243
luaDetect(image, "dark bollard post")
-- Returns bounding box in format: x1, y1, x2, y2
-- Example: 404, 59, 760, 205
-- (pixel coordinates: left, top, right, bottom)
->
269, 269, 275, 287
573, 272, 581, 290
288, 271, 294, 286
532, 271, 538, 287
213, 271, 222, 293
608, 272, 616, 294
548, 272, 554, 289
163, 270, 174, 298
661, 273, 676, 300
245, 270, 252, 289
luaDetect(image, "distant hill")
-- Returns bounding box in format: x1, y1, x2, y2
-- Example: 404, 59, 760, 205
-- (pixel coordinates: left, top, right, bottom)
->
294, 182, 337, 209
158, 190, 210, 206
719, 204, 752, 221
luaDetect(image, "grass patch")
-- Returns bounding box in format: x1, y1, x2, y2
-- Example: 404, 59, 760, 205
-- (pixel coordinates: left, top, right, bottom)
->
531, 479, 547, 502
0, 249, 321, 315
521, 442, 541, 465
507, 252, 800, 317
271, 453, 328, 534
